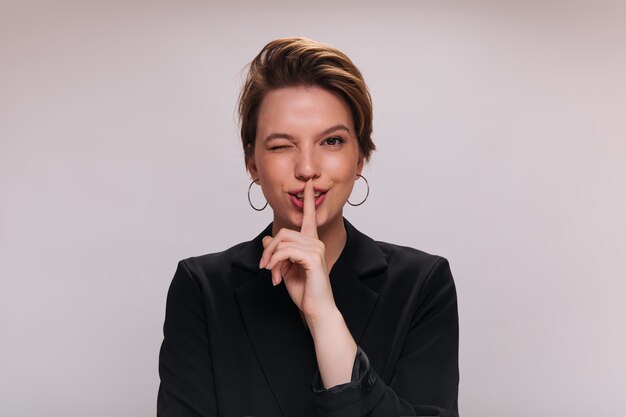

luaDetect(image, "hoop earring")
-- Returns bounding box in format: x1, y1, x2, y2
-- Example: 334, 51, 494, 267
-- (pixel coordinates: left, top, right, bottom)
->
247, 179, 268, 211
347, 174, 369, 206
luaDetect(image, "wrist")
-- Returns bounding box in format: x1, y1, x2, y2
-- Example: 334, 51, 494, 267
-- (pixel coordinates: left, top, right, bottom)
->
305, 306, 358, 389
305, 306, 351, 343
303, 304, 340, 328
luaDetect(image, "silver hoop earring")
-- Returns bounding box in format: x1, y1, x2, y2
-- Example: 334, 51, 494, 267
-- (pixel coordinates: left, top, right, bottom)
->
247, 179, 268, 211
347, 174, 369, 206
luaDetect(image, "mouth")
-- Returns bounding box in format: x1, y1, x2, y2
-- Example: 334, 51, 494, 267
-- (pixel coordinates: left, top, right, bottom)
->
294, 190, 323, 200
288, 189, 327, 209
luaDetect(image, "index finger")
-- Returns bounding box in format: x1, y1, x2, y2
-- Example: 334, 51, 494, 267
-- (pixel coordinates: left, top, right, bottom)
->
300, 178, 318, 238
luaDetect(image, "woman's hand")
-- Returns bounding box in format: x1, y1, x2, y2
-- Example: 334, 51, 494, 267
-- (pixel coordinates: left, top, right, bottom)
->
259, 179, 336, 320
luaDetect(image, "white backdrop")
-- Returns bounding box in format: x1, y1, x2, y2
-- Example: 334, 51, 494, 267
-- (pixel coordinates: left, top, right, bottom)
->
1, 1, 624, 416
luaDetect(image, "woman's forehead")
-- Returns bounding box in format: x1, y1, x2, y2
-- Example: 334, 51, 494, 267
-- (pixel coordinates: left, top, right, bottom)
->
256, 86, 355, 137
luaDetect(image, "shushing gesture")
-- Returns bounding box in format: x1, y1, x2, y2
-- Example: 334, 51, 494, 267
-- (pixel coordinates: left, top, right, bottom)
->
259, 179, 336, 320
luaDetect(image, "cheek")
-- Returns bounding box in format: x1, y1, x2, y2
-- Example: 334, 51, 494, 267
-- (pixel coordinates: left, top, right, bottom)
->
256, 156, 292, 188
327, 155, 358, 181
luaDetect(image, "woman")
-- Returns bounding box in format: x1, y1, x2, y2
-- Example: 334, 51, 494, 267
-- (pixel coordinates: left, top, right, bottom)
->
158, 37, 459, 417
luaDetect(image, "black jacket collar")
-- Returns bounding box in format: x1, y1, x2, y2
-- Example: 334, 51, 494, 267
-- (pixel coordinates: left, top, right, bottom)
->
232, 217, 388, 280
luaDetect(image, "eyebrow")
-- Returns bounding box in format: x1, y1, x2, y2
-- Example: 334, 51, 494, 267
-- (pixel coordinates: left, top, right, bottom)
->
320, 124, 351, 136
263, 124, 351, 142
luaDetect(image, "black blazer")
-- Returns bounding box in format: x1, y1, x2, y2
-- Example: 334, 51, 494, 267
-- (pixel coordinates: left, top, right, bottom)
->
158, 219, 459, 417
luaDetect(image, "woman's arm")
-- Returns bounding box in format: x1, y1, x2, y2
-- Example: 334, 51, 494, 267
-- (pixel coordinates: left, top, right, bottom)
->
306, 305, 358, 389
157, 261, 218, 417
311, 258, 459, 417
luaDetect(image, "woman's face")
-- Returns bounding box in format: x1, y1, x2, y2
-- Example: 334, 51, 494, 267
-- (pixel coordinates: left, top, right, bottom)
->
247, 85, 363, 233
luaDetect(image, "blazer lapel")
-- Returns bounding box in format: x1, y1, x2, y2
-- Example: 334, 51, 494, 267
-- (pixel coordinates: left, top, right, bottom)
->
233, 218, 388, 414
330, 219, 388, 343
234, 225, 317, 416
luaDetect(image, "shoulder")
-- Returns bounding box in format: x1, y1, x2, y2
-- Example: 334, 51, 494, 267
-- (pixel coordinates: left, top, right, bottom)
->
376, 240, 448, 272
342, 219, 453, 289
174, 239, 257, 290
374, 240, 455, 291
181, 240, 250, 271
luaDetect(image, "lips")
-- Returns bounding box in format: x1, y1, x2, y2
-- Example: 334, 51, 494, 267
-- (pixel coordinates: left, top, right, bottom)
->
288, 188, 327, 209
293, 191, 323, 200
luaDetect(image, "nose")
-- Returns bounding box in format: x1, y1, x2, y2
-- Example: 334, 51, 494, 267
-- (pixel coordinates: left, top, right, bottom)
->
294, 145, 320, 181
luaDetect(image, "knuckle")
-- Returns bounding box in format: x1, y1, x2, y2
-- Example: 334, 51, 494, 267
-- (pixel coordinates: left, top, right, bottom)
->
276, 229, 291, 240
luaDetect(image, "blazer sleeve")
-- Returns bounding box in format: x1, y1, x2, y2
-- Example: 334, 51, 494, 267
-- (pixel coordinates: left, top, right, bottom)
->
157, 260, 218, 417
311, 258, 460, 417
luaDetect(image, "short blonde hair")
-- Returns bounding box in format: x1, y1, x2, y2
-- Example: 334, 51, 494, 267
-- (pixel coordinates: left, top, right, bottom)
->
238, 37, 375, 165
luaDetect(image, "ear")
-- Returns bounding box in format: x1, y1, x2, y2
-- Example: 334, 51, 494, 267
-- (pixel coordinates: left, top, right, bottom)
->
246, 144, 259, 181
356, 153, 365, 177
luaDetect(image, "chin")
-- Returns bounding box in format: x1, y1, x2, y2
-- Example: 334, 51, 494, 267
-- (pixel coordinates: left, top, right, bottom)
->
310, 210, 340, 231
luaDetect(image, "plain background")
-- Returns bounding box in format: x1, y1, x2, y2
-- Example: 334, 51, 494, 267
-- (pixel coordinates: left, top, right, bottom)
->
1, 1, 624, 416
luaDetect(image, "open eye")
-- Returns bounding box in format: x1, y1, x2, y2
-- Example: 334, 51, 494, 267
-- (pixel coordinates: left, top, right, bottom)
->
323, 136, 344, 146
